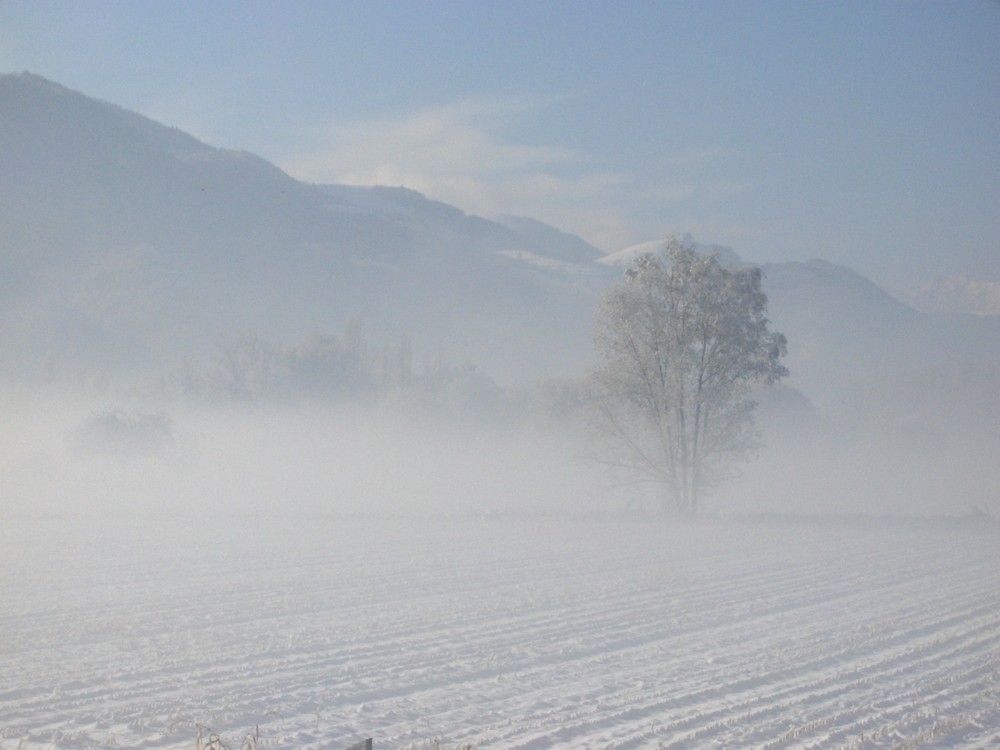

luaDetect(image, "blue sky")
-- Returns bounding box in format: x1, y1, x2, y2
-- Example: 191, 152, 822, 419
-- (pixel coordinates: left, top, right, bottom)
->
2, 0, 998, 288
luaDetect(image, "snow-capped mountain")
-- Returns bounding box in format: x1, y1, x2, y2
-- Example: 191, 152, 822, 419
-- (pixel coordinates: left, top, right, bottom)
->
597, 233, 742, 268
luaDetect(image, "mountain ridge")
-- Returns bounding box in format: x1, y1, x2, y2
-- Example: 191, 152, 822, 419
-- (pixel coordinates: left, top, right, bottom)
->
2, 72, 998, 419
0, 72, 611, 383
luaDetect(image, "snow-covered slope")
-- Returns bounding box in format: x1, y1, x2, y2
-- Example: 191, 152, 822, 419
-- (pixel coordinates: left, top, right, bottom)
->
494, 214, 606, 264
0, 73, 606, 383
598, 233, 742, 268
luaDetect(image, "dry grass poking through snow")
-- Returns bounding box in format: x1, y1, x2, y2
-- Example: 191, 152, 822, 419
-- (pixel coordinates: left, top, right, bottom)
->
195, 724, 260, 750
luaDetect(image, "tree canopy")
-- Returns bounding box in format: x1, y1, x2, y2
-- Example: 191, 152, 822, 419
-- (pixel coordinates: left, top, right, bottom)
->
590, 238, 787, 515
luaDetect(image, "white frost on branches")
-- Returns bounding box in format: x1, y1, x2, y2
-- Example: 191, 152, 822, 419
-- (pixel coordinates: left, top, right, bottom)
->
590, 236, 788, 515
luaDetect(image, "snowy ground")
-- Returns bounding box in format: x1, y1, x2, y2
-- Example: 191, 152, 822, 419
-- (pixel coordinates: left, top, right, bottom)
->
2, 513, 999, 749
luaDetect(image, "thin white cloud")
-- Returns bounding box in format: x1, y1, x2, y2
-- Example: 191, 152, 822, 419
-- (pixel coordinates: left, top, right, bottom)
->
280, 97, 577, 184
276, 98, 753, 254
278, 97, 634, 251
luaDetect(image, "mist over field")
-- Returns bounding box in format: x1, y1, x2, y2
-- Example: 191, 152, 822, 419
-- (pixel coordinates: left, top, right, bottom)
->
2, 8, 1000, 744
0, 387, 598, 520
3, 321, 997, 524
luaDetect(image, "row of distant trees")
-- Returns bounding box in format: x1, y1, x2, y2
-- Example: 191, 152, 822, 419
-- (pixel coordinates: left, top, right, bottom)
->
171, 321, 538, 427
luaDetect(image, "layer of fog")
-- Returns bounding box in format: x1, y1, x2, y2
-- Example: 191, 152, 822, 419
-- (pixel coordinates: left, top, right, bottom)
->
4, 303, 998, 525
0, 388, 601, 521
3, 364, 997, 524
730, 370, 1000, 518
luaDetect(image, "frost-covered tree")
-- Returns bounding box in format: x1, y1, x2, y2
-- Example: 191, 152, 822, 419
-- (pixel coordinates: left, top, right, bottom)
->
590, 238, 787, 515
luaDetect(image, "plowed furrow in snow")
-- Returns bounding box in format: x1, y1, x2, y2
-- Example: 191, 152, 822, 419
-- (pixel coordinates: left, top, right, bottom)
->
2, 519, 998, 750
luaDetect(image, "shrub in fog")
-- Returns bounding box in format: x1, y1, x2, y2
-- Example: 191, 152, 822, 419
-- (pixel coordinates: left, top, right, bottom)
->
73, 409, 173, 458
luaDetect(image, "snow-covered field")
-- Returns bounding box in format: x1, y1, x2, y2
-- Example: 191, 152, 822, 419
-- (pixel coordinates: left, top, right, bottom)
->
2, 514, 999, 749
